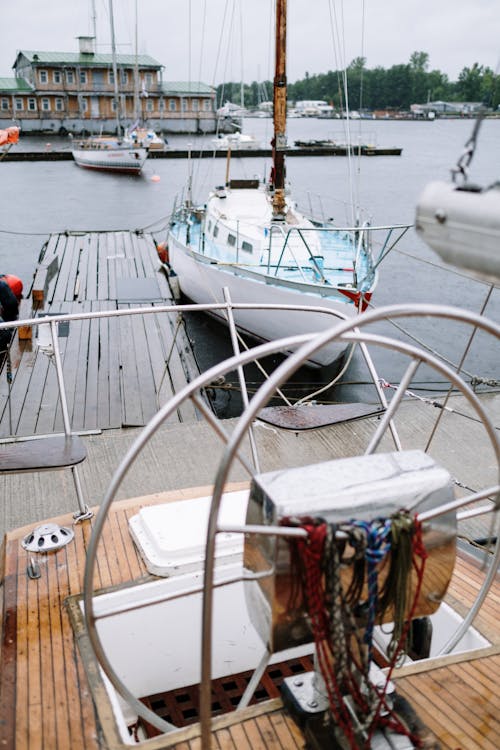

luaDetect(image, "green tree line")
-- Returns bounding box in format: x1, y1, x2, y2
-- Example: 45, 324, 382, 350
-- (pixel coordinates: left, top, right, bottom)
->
216, 52, 500, 111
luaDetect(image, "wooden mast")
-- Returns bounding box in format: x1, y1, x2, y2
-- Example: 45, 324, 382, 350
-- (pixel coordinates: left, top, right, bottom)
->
272, 0, 287, 220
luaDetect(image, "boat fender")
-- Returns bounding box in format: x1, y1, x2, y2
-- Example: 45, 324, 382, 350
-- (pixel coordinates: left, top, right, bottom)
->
157, 242, 169, 264
0, 274, 23, 301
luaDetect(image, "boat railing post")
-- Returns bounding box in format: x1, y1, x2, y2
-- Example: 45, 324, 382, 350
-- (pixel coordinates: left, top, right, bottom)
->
296, 228, 326, 283
222, 287, 260, 473
47, 319, 92, 521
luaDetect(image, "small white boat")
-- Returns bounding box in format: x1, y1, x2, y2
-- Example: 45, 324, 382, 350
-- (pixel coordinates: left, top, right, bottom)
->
72, 136, 148, 174
71, 0, 148, 175
211, 132, 262, 151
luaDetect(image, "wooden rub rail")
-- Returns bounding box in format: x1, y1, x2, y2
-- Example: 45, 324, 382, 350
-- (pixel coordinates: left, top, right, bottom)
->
0, 231, 200, 438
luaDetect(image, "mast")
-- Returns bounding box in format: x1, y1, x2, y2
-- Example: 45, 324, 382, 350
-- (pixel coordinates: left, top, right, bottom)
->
134, 0, 140, 122
272, 0, 287, 220
108, 0, 122, 138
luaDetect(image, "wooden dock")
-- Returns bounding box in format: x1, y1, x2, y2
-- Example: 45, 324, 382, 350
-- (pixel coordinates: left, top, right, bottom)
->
0, 231, 200, 438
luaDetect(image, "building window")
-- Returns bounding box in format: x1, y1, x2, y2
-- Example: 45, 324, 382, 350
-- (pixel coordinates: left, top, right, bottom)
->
41, 98, 50, 111
1, 98, 9, 111
39, 70, 48, 84
28, 98, 37, 111
108, 70, 115, 85
53, 70, 62, 84
120, 70, 128, 85
80, 97, 88, 112
169, 99, 176, 111
241, 241, 253, 253
145, 73, 153, 87
181, 99, 188, 112
79, 70, 87, 84
159, 99, 165, 111
66, 70, 75, 84
55, 98, 64, 111
203, 99, 211, 112
14, 98, 23, 111
227, 234, 236, 247
192, 99, 199, 111
146, 99, 153, 112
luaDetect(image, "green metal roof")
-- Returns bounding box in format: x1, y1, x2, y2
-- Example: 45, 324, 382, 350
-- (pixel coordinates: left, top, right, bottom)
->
16, 50, 162, 69
161, 81, 214, 96
0, 77, 34, 92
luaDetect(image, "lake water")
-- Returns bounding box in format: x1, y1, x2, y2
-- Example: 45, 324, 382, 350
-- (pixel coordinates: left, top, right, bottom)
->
0, 117, 498, 413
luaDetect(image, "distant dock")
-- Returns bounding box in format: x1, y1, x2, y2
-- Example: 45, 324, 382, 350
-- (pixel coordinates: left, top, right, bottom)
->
2, 145, 402, 162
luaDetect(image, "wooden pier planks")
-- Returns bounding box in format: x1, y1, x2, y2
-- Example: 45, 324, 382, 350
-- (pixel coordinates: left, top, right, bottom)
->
0, 231, 200, 437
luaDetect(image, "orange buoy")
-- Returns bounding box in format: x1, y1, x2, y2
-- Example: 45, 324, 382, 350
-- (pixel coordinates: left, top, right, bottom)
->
157, 242, 169, 263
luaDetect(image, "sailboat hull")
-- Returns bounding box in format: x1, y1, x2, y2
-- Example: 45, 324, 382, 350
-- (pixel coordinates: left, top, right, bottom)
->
168, 234, 360, 367
72, 145, 148, 174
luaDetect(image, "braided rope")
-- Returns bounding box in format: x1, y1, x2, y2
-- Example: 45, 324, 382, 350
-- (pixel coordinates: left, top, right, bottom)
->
285, 513, 429, 749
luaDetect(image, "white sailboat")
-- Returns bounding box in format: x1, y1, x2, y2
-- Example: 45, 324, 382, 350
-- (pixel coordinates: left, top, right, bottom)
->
166, 0, 410, 367
71, 0, 148, 175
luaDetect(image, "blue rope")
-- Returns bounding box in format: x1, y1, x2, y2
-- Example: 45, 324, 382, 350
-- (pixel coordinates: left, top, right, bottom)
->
350, 519, 392, 663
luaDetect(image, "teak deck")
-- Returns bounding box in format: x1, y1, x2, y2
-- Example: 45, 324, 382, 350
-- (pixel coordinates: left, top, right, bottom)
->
1, 484, 499, 750
0, 231, 199, 439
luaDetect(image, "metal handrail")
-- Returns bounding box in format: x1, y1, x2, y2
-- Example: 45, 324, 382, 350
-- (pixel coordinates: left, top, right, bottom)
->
200, 305, 500, 747
65, 302, 499, 743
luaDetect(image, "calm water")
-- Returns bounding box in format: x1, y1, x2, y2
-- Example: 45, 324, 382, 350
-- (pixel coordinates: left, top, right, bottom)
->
0, 117, 498, 412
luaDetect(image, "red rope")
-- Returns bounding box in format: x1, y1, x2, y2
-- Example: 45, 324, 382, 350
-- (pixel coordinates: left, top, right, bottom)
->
286, 516, 429, 749
293, 521, 358, 747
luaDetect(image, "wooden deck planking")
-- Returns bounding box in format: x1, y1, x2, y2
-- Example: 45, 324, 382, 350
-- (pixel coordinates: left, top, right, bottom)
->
97, 234, 110, 301
51, 234, 76, 303
2, 483, 500, 750
0, 231, 200, 438
14, 347, 52, 437
52, 302, 85, 433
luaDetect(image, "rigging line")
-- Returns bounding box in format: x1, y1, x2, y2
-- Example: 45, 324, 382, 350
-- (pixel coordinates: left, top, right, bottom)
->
425, 284, 496, 451
393, 245, 499, 287
379, 379, 500, 432
196, 0, 208, 93
365, 300, 479, 381
188, 0, 192, 89
329, 0, 355, 225
210, 0, 232, 101
294, 341, 358, 405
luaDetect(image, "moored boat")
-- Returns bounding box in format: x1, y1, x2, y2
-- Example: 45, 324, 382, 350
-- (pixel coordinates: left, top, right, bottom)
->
166, 0, 410, 368
71, 0, 148, 175
71, 135, 148, 174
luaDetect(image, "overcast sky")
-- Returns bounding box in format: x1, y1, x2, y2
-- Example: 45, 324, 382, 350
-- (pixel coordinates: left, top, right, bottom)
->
1, 0, 498, 85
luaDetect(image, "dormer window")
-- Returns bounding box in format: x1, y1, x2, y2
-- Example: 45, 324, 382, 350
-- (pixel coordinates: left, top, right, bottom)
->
39, 70, 48, 84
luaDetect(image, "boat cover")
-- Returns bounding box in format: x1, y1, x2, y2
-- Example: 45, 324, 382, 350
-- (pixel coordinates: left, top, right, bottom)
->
0, 126, 20, 145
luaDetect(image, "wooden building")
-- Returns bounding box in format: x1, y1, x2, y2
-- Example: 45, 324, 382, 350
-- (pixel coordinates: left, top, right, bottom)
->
0, 37, 218, 135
